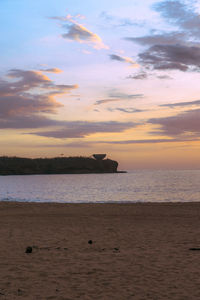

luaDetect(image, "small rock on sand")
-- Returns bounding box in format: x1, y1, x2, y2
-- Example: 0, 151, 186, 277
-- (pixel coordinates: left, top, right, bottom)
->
25, 246, 32, 253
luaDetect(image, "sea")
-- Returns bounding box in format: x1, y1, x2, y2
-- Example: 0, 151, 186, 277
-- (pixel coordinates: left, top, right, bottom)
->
0, 170, 200, 203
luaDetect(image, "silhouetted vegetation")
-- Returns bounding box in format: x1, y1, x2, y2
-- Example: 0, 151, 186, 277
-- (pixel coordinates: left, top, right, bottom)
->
0, 156, 118, 175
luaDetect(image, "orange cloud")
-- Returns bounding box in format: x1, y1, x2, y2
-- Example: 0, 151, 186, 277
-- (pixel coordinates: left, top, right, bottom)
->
0, 69, 78, 128
51, 14, 109, 50
41, 68, 63, 73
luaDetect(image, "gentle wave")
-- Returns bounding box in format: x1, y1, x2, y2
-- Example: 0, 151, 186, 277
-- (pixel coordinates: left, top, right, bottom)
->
0, 170, 200, 203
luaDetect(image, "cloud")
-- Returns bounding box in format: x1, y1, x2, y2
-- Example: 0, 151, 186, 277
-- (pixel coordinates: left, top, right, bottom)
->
100, 11, 145, 28
58, 141, 91, 148
138, 44, 200, 71
41, 68, 63, 73
51, 137, 198, 148
39, 141, 91, 148
0, 69, 78, 128
125, 32, 186, 46
108, 91, 144, 99
51, 14, 108, 49
108, 107, 145, 113
2, 69, 77, 98
0, 115, 60, 129
124, 1, 200, 73
30, 121, 137, 138
149, 108, 200, 136
95, 99, 122, 105
96, 138, 195, 144
94, 92, 143, 105
0, 94, 62, 117
154, 0, 200, 38
127, 72, 172, 80
50, 14, 84, 22
0, 70, 139, 139
127, 72, 148, 80
62, 24, 108, 49
157, 74, 172, 79
109, 54, 138, 67
160, 99, 200, 108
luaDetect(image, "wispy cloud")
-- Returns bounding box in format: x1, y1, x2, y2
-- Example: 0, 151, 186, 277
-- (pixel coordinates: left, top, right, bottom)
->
153, 0, 200, 38
30, 121, 137, 138
109, 54, 138, 67
94, 92, 143, 105
149, 108, 200, 137
62, 23, 108, 49
160, 99, 200, 108
157, 75, 172, 79
107, 107, 145, 113
46, 137, 199, 148
127, 72, 172, 80
40, 68, 63, 73
51, 13, 108, 49
100, 11, 145, 28
108, 91, 144, 99
95, 99, 122, 105
125, 32, 186, 46
127, 72, 148, 80
97, 138, 196, 144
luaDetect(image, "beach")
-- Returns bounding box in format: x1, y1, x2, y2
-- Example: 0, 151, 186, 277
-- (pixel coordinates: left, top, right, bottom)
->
0, 202, 200, 299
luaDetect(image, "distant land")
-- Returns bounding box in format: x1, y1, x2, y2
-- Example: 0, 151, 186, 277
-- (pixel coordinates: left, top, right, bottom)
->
0, 155, 125, 175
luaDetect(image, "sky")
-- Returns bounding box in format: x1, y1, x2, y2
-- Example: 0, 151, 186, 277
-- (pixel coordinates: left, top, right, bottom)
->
1, 0, 200, 169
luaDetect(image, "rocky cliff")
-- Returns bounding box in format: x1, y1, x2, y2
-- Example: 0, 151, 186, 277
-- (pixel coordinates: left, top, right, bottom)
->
0, 156, 119, 175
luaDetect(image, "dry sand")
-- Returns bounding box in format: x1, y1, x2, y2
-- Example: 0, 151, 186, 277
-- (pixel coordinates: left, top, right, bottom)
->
0, 202, 200, 299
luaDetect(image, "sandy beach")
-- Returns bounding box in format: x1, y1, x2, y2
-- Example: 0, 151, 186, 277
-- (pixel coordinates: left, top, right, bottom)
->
0, 202, 200, 299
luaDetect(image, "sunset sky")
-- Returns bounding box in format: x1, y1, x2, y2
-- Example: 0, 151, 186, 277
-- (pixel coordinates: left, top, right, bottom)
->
1, 0, 200, 169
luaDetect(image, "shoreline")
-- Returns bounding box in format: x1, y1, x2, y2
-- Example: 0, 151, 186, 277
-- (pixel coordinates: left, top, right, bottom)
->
0, 170, 127, 176
0, 200, 200, 204
1, 201, 200, 299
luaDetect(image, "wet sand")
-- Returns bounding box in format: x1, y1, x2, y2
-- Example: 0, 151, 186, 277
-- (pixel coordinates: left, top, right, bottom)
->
0, 202, 200, 299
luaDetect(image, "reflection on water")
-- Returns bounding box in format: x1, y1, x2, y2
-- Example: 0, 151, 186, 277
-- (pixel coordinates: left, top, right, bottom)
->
0, 170, 200, 203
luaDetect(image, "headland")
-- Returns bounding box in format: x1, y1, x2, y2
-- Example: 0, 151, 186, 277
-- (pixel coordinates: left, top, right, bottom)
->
0, 155, 122, 175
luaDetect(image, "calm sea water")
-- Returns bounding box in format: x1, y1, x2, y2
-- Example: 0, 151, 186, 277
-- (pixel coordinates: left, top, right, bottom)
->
0, 170, 200, 203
